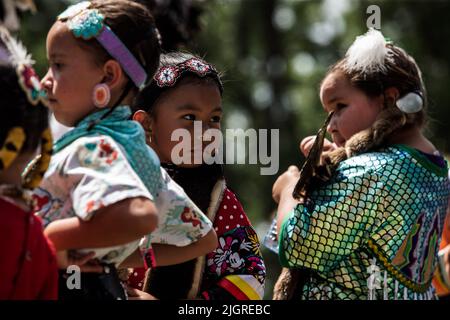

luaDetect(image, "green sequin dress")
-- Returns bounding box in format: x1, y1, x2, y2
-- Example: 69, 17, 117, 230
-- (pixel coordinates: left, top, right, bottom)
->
279, 145, 450, 300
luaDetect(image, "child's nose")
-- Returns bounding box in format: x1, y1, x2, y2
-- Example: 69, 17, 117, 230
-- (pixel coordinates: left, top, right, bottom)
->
327, 115, 337, 134
202, 121, 212, 132
40, 72, 52, 91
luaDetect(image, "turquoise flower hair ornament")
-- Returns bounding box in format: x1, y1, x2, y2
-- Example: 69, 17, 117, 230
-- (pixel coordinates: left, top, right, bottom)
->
57, 1, 148, 89
67, 8, 104, 40
343, 28, 423, 114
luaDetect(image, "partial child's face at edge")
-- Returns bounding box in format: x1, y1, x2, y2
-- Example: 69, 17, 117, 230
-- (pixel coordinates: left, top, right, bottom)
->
41, 21, 104, 127
149, 81, 222, 168
320, 72, 383, 147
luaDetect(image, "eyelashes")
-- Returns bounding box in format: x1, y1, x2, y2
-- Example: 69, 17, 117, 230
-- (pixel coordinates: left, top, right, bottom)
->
336, 103, 347, 110
182, 114, 222, 123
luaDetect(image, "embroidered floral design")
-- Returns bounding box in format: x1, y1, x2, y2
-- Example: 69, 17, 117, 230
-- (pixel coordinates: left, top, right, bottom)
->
154, 66, 179, 87
153, 58, 218, 88
98, 139, 118, 164
184, 58, 210, 74
79, 139, 119, 169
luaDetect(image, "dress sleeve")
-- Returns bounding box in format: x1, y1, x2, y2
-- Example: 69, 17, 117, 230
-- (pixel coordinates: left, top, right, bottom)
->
63, 135, 153, 221
140, 168, 213, 249
279, 161, 387, 274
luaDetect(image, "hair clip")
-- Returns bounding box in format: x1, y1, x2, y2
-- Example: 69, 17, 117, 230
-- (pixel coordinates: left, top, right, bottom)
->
396, 91, 423, 113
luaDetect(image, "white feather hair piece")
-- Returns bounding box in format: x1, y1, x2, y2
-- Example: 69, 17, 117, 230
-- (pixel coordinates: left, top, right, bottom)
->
344, 28, 393, 75
0, 26, 35, 67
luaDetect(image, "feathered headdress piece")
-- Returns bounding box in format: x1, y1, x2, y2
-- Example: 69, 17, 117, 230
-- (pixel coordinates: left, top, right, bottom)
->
343, 28, 394, 75
0, 25, 42, 105
0, 26, 52, 189
344, 28, 423, 113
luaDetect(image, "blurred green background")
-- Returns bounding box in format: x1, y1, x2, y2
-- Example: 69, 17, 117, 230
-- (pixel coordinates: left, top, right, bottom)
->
15, 0, 450, 298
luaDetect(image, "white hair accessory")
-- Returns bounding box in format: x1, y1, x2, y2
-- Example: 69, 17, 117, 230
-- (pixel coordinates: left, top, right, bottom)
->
0, 26, 42, 105
396, 92, 423, 113
0, 26, 34, 67
344, 28, 394, 75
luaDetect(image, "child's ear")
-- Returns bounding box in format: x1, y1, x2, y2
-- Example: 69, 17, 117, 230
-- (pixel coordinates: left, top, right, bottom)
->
133, 110, 154, 145
132, 110, 152, 130
102, 60, 124, 89
384, 87, 400, 107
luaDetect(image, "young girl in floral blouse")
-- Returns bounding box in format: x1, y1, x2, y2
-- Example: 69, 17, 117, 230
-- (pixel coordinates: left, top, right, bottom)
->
35, 1, 215, 300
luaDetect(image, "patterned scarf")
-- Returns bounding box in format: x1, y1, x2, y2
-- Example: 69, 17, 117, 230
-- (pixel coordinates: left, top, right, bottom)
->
54, 106, 163, 196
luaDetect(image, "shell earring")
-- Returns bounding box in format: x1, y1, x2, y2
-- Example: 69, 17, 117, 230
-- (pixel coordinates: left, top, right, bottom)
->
92, 83, 111, 108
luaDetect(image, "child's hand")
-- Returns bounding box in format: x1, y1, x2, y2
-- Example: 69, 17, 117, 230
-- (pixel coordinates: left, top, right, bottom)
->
56, 250, 103, 273
272, 166, 300, 203
126, 286, 158, 300
300, 136, 337, 157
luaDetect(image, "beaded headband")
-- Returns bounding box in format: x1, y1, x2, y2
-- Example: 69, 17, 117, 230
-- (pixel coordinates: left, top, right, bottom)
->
154, 57, 222, 90
58, 1, 147, 89
137, 56, 223, 112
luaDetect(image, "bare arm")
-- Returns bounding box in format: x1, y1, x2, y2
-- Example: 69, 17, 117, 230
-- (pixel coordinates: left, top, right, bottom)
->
44, 197, 158, 251
119, 229, 218, 268
152, 229, 218, 266
272, 166, 301, 234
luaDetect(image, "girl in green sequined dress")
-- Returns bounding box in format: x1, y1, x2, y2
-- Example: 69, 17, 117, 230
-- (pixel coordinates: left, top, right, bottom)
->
271, 29, 450, 300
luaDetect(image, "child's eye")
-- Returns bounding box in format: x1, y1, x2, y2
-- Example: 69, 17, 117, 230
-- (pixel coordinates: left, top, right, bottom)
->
182, 114, 196, 121
336, 103, 347, 110
51, 62, 63, 70
211, 115, 221, 123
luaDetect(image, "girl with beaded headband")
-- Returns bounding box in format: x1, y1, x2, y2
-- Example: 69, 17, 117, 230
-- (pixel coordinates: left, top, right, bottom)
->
36, 0, 216, 300
270, 28, 450, 300
124, 52, 266, 300
0, 26, 57, 299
